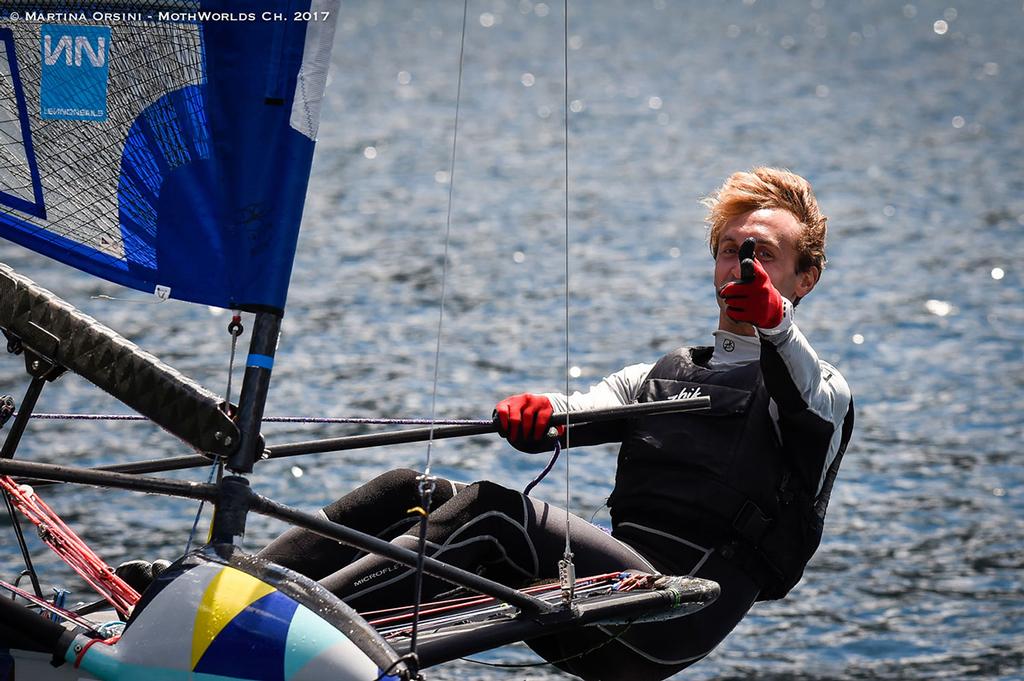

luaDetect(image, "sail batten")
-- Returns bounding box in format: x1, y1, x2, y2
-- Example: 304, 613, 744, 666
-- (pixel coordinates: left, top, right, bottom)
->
0, 1, 339, 311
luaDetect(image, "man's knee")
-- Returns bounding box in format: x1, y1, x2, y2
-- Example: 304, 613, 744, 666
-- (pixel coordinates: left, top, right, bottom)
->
469, 479, 518, 500
322, 468, 422, 520
423, 480, 526, 532
352, 468, 422, 498
373, 467, 421, 487
456, 479, 525, 513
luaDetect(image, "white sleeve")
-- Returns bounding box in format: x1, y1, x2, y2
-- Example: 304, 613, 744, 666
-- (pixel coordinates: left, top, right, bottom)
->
760, 300, 853, 494
542, 362, 653, 413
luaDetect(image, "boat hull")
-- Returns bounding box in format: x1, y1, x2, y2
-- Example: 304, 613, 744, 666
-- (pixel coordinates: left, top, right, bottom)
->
4, 545, 407, 681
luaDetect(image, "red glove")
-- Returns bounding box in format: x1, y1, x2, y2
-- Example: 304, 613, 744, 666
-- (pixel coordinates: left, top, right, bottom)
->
494, 393, 554, 445
718, 258, 785, 328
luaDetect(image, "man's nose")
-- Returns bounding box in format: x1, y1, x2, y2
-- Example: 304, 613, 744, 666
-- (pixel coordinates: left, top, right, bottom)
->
727, 255, 743, 280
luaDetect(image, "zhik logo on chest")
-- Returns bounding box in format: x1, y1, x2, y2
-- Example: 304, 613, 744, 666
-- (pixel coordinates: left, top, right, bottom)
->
672, 386, 703, 400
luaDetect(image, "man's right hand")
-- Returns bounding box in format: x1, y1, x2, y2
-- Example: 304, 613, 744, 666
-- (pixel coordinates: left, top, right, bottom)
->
494, 393, 554, 446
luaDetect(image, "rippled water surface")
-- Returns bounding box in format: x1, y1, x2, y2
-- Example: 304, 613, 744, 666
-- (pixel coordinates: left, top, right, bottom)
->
2, 1, 1022, 679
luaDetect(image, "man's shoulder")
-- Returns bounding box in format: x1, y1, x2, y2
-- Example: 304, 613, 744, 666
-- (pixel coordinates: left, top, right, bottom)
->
642, 346, 711, 374
817, 359, 852, 401
658, 345, 714, 362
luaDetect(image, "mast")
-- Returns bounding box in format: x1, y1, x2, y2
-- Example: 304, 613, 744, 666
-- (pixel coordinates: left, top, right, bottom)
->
211, 310, 282, 543
228, 311, 281, 475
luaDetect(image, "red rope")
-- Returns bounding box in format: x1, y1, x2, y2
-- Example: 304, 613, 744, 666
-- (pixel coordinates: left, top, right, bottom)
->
1, 476, 140, 618
0, 577, 99, 630
364, 571, 622, 629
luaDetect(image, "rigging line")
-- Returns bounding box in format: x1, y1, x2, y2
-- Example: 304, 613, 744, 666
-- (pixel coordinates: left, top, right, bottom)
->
523, 439, 561, 496
15, 413, 492, 425
0, 475, 139, 617
183, 312, 242, 554
17, 397, 708, 426
409, 0, 471, 660
183, 459, 220, 555
224, 311, 244, 407
560, 0, 574, 581
0, 578, 101, 633
423, 0, 470, 478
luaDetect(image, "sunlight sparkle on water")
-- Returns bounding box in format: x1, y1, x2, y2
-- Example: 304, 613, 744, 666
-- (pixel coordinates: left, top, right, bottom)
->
925, 299, 953, 317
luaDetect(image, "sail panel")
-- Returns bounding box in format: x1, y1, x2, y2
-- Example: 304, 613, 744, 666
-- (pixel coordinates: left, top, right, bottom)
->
0, 1, 339, 311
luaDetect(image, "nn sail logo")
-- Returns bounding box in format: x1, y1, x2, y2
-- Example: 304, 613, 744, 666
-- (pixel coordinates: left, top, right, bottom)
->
40, 25, 110, 121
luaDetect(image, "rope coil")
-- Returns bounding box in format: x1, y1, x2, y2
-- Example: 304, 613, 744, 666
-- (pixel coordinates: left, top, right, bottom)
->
0, 476, 139, 618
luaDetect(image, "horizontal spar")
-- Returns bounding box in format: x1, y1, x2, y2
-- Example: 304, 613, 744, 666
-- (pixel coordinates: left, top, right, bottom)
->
250, 494, 553, 615
0, 457, 219, 502
268, 395, 711, 457
31, 396, 710, 479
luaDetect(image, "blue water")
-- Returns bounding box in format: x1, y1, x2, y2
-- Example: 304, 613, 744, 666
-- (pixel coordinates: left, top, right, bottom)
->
2, 1, 1022, 679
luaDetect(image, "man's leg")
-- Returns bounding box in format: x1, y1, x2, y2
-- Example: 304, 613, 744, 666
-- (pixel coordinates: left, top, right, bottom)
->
257, 468, 464, 580
533, 527, 761, 681
320, 480, 654, 611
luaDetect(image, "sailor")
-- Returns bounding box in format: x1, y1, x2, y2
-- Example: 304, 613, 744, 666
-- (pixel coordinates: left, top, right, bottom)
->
257, 167, 854, 681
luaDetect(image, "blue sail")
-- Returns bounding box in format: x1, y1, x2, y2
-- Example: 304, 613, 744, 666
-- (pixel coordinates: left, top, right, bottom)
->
0, 1, 338, 311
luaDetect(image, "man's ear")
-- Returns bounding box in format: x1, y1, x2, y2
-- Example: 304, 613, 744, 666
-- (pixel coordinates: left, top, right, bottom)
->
795, 266, 820, 299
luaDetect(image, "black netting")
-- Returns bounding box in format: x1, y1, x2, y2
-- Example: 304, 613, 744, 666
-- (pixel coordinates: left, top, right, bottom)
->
0, 11, 203, 263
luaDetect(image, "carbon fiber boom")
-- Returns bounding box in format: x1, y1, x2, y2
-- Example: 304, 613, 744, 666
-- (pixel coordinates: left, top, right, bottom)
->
0, 264, 239, 457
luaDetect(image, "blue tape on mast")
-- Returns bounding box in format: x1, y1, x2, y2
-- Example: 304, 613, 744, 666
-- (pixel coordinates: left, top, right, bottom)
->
246, 354, 274, 370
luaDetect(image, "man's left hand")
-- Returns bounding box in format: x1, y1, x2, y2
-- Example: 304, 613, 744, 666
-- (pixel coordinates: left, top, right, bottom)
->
719, 258, 785, 329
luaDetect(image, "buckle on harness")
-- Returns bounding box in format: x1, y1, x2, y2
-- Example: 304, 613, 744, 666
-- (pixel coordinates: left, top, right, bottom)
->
732, 500, 772, 545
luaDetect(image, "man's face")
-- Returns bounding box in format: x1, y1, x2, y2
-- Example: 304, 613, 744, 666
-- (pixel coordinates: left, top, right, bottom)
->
713, 208, 819, 333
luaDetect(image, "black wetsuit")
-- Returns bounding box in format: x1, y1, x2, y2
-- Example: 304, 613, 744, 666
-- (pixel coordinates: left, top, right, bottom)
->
260, 467, 758, 680
259, 323, 853, 681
